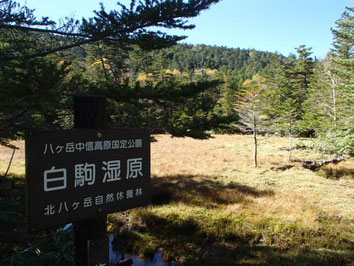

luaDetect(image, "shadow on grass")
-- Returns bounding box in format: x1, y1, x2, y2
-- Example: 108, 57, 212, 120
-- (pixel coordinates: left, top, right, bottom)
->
150, 174, 274, 207
0, 174, 26, 199
113, 226, 353, 265
111, 174, 353, 265
317, 164, 354, 180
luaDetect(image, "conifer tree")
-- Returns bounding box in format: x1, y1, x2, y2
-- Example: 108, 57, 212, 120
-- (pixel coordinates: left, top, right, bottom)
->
303, 6, 353, 155
303, 54, 339, 132
261, 49, 315, 160
324, 6, 353, 155
0, 0, 223, 143
0, 0, 220, 61
279, 45, 316, 122
330, 7, 353, 129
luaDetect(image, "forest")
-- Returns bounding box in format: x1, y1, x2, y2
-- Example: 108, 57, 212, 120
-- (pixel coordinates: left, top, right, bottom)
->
0, 0, 353, 265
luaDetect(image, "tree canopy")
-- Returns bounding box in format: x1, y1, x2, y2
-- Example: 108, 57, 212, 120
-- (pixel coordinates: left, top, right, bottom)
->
0, 0, 220, 61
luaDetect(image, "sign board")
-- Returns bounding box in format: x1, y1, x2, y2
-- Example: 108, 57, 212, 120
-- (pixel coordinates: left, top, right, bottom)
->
26, 129, 150, 231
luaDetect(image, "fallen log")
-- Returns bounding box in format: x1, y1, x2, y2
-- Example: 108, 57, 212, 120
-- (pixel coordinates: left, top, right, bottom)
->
301, 157, 347, 170
271, 165, 294, 171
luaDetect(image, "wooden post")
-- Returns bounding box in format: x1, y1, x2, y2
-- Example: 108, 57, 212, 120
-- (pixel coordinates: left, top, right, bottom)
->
73, 94, 107, 129
72, 94, 109, 266
4, 148, 16, 178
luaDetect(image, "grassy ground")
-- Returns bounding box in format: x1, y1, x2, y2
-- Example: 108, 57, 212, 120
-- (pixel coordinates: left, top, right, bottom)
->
0, 141, 25, 177
1, 135, 354, 265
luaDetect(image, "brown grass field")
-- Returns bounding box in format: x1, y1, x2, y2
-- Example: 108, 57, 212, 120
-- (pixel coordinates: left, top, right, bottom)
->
1, 134, 354, 265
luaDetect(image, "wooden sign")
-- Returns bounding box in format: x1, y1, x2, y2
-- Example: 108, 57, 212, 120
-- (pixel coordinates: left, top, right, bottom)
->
26, 129, 150, 231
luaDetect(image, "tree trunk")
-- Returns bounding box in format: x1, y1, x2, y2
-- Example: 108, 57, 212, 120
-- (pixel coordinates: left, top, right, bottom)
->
332, 84, 337, 127
327, 66, 338, 127
4, 148, 16, 178
253, 117, 258, 167
288, 133, 293, 162
288, 121, 293, 162
97, 43, 110, 82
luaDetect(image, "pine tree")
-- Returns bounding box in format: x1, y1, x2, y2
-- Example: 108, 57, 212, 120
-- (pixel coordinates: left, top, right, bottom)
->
326, 6, 353, 155
261, 50, 314, 160
0, 53, 69, 145
303, 54, 339, 133
0, 0, 221, 61
0, 0, 223, 143
302, 6, 353, 155
293, 45, 316, 105
330, 7, 354, 129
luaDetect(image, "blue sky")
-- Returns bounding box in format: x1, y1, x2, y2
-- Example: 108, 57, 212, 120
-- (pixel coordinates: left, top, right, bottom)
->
21, 0, 352, 59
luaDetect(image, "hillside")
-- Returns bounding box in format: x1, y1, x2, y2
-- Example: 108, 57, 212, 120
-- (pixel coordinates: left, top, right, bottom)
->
147, 44, 275, 72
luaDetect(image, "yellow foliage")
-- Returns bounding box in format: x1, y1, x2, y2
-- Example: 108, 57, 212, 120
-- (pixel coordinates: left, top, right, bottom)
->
164, 69, 181, 75
242, 79, 253, 87
91, 57, 109, 67
172, 69, 181, 75
205, 68, 218, 75
242, 74, 265, 89
137, 72, 149, 82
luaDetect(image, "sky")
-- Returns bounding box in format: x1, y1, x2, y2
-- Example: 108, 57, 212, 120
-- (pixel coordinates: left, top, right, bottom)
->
21, 0, 352, 59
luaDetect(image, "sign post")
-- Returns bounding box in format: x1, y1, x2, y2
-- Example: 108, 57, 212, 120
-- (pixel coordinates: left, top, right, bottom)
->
25, 95, 150, 265
73, 94, 108, 266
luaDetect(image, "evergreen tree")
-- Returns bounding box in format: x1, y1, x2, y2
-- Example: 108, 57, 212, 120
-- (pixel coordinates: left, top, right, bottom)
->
1, 0, 221, 61
0, 0, 223, 143
331, 7, 354, 59
330, 7, 354, 129
261, 50, 314, 160
321, 7, 353, 155
0, 50, 69, 145
302, 6, 353, 155
303, 54, 339, 133
273, 45, 316, 125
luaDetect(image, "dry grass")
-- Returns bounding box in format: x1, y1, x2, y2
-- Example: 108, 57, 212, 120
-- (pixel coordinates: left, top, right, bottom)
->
151, 134, 353, 220
2, 134, 354, 264
151, 134, 331, 176
115, 134, 354, 264
0, 140, 25, 176
2, 135, 353, 220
